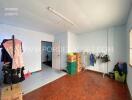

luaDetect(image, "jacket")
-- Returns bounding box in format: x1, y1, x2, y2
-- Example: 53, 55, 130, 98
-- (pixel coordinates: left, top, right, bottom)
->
3, 39, 24, 69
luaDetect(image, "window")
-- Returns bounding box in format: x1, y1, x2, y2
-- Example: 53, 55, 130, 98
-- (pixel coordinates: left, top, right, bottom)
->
130, 30, 132, 67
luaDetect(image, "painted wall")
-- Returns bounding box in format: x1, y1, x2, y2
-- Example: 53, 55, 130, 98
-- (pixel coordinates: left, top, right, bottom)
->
77, 25, 127, 73
0, 24, 54, 74
68, 32, 78, 53
54, 27, 127, 73
54, 32, 78, 69
126, 7, 132, 97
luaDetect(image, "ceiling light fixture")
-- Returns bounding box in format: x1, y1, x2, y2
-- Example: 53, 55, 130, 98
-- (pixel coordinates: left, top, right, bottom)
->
47, 7, 74, 26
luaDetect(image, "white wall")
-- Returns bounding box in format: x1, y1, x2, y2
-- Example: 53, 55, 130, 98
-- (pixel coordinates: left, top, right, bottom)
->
54, 32, 78, 69
77, 25, 127, 73
54, 27, 127, 73
0, 24, 54, 74
68, 32, 78, 52
126, 7, 132, 97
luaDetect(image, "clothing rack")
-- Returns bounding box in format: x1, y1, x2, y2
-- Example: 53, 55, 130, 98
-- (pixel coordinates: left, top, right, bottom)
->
11, 35, 15, 90
0, 35, 15, 90
12, 35, 15, 56
1, 35, 25, 91
80, 46, 110, 78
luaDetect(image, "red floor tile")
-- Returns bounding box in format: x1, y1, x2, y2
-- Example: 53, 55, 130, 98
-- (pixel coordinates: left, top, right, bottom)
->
23, 70, 131, 100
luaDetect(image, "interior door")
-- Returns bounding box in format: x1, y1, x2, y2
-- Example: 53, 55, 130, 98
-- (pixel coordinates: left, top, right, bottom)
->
52, 42, 61, 70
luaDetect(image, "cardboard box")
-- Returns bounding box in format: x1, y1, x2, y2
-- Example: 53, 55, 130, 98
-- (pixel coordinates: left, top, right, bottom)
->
67, 55, 76, 62
77, 65, 82, 72
1, 84, 23, 100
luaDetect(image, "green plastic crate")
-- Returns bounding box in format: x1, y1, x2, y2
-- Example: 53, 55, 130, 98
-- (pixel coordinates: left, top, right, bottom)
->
114, 71, 126, 82
67, 62, 77, 75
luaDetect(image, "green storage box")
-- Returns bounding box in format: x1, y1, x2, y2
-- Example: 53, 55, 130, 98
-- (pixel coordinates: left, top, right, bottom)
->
67, 62, 77, 75
114, 71, 126, 82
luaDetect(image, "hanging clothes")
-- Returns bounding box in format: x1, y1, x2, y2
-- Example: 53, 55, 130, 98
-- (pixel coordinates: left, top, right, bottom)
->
3, 39, 24, 69
83, 52, 90, 66
86, 53, 90, 66
81, 52, 85, 67
90, 53, 96, 66
101, 55, 110, 63
97, 53, 110, 63
2, 63, 25, 84
81, 52, 87, 67
1, 37, 25, 84
81, 52, 95, 67
1, 39, 12, 63
114, 62, 127, 76
84, 52, 87, 66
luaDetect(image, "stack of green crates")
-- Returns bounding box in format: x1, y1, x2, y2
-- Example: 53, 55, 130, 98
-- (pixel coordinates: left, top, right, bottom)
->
67, 62, 77, 75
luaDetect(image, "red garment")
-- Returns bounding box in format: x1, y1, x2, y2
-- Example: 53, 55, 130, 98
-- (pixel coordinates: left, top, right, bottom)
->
3, 39, 24, 69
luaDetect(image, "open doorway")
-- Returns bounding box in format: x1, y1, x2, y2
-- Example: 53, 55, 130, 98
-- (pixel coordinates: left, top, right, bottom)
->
41, 41, 52, 69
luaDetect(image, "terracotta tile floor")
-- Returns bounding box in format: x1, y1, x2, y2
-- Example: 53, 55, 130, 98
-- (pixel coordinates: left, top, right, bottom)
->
23, 70, 131, 100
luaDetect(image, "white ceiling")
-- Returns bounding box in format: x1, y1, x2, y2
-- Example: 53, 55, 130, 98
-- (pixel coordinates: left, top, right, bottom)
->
0, 0, 132, 34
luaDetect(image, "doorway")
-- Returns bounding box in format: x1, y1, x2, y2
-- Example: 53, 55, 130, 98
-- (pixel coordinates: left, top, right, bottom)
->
41, 41, 52, 68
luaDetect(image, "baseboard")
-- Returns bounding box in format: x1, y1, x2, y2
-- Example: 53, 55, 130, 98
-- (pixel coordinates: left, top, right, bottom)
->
31, 69, 42, 74
85, 69, 109, 76
61, 69, 67, 73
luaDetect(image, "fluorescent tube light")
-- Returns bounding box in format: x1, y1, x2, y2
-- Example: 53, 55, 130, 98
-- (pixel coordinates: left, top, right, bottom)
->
47, 7, 74, 25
